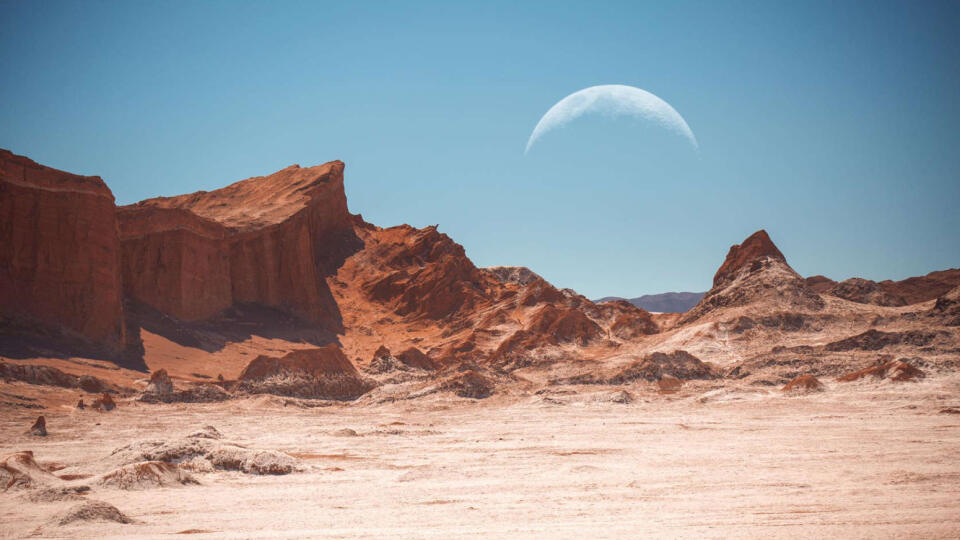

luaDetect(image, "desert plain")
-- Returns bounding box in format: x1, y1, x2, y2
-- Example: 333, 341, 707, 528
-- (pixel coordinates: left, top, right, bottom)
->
2, 374, 960, 539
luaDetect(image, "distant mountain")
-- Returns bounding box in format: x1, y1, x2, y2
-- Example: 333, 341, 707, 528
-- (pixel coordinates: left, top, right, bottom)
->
595, 291, 705, 313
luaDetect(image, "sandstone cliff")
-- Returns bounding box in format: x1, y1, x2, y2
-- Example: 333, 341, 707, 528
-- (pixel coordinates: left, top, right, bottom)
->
119, 162, 354, 328
0, 149, 132, 356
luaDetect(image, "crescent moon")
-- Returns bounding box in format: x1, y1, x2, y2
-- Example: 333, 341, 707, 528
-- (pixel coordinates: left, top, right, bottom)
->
525, 84, 698, 154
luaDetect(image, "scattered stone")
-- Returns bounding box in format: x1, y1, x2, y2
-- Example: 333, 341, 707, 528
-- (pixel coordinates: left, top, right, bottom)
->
76, 398, 85, 409
29, 415, 47, 436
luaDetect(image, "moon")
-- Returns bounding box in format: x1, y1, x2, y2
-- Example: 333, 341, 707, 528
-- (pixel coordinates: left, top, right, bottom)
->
525, 84, 698, 154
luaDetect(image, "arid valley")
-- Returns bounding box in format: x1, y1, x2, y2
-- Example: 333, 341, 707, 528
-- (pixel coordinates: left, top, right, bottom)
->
2, 149, 959, 538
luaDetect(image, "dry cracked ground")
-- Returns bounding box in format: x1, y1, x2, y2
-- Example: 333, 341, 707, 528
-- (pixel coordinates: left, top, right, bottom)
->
2, 375, 960, 539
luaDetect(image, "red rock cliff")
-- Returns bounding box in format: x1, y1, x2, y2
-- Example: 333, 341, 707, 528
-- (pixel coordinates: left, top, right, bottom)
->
0, 149, 129, 353
119, 161, 353, 327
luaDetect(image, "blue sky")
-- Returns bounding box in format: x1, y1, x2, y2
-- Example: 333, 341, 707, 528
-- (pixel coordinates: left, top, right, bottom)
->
2, 1, 958, 299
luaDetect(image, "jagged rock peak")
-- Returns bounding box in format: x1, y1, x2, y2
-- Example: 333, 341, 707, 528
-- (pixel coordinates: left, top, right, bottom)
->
712, 229, 785, 287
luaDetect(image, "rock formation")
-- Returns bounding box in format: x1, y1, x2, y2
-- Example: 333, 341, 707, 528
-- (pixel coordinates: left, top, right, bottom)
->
0, 361, 112, 392
145, 369, 174, 395
99, 461, 198, 489
29, 415, 47, 436
53, 500, 133, 526
930, 286, 960, 326
878, 269, 960, 304
782, 374, 824, 393
118, 161, 354, 327
806, 269, 960, 305
235, 345, 372, 400
92, 392, 116, 411
0, 149, 132, 356
680, 230, 823, 323
837, 359, 924, 382
0, 450, 60, 490
826, 278, 907, 306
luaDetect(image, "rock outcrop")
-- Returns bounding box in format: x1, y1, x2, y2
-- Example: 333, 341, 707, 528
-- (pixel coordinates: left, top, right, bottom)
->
878, 268, 960, 305
806, 269, 960, 305
824, 278, 907, 306
930, 286, 960, 326
53, 500, 133, 526
29, 415, 47, 436
782, 374, 824, 393
111, 433, 298, 475
680, 230, 823, 323
117, 207, 231, 321
145, 369, 174, 396
557, 350, 717, 385
837, 359, 924, 382
119, 161, 355, 327
0, 361, 112, 392
0, 149, 132, 356
92, 392, 116, 411
99, 461, 198, 490
357, 225, 495, 321
803, 275, 836, 294
235, 345, 372, 400
0, 450, 60, 490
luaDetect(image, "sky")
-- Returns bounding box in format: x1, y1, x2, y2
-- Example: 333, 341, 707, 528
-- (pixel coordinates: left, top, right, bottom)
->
1, 1, 958, 299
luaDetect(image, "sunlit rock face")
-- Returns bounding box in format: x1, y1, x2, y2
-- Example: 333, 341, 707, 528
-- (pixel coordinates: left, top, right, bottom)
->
0, 149, 130, 354
118, 161, 354, 328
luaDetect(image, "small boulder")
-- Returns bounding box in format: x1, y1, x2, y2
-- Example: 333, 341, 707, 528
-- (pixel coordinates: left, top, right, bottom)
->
29, 415, 47, 436
92, 393, 116, 411
76, 398, 85, 409
782, 374, 824, 394
146, 369, 174, 395
396, 347, 438, 371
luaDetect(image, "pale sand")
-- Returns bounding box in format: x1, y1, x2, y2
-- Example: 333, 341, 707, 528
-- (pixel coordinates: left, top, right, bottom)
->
2, 376, 959, 538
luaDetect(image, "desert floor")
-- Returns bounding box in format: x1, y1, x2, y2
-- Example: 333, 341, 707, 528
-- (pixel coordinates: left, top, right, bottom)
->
2, 376, 960, 539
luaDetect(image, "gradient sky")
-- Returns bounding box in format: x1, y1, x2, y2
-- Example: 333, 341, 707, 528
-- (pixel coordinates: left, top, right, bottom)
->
2, 1, 958, 299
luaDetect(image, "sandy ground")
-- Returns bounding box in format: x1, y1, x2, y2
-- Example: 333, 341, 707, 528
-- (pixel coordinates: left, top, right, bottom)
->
2, 376, 960, 539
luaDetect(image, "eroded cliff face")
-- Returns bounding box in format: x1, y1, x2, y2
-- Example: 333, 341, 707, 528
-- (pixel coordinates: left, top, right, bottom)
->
0, 150, 130, 354
117, 207, 231, 321
118, 161, 354, 328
